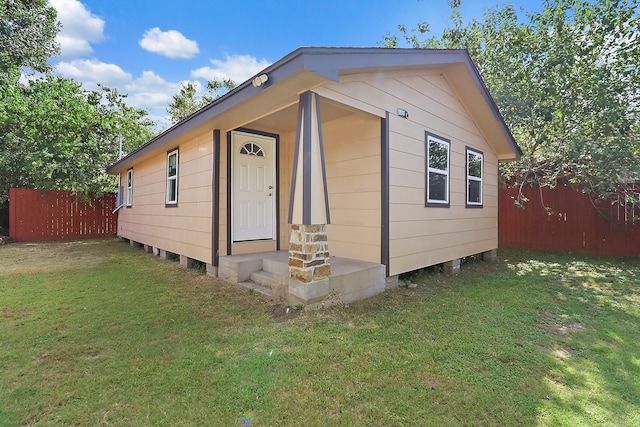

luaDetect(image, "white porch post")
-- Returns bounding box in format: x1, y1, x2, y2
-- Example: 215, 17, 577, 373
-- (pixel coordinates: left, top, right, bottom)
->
287, 91, 331, 304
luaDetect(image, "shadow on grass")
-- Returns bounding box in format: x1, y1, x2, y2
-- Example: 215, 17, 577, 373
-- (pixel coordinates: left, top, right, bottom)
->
499, 249, 640, 425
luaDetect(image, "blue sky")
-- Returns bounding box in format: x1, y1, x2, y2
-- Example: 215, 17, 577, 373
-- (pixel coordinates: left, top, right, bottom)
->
47, 0, 542, 128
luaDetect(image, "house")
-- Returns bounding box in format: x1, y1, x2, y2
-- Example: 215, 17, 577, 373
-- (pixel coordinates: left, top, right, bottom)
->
107, 47, 522, 308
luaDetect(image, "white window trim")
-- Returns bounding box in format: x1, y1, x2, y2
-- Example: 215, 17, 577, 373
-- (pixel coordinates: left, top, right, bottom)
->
426, 133, 450, 206
166, 149, 178, 205
126, 169, 133, 207
466, 148, 483, 207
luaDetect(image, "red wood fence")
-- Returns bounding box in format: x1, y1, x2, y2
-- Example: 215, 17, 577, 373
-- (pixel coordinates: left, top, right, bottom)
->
9, 188, 117, 242
499, 185, 639, 256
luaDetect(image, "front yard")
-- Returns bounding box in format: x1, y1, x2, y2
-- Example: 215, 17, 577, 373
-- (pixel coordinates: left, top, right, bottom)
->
1, 239, 638, 426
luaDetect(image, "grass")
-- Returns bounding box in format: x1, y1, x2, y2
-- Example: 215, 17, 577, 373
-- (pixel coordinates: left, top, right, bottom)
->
1, 239, 639, 426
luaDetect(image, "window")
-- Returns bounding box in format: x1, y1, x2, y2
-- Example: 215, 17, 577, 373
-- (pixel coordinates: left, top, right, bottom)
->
126, 169, 133, 207
466, 147, 483, 207
166, 149, 178, 205
240, 142, 264, 157
425, 132, 450, 206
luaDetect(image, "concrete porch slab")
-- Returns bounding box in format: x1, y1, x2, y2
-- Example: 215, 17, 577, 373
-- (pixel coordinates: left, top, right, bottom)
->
218, 251, 386, 309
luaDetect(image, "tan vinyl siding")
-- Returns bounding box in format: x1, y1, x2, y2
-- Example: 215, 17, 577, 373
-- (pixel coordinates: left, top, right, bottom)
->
323, 114, 381, 263
117, 133, 213, 263
263, 113, 381, 263
279, 131, 295, 250
117, 63, 503, 275
320, 68, 499, 276
390, 75, 497, 275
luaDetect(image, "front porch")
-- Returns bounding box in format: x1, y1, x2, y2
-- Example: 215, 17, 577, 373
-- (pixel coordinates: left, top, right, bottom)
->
218, 250, 388, 309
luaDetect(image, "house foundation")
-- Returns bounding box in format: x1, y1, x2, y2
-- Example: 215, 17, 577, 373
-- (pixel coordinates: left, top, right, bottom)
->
179, 255, 195, 268
482, 249, 498, 262
385, 275, 400, 290
443, 258, 461, 274
206, 264, 218, 277
159, 249, 178, 261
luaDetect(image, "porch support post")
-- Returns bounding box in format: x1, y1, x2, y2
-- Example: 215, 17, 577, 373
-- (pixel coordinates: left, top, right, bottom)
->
288, 91, 330, 226
210, 129, 221, 276
288, 91, 332, 305
289, 224, 331, 283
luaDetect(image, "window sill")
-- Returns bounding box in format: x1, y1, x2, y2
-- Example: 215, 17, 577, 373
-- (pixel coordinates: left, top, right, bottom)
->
425, 202, 450, 208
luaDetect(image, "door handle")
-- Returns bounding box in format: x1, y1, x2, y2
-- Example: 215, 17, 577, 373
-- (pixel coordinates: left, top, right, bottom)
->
267, 193, 273, 197
268, 185, 273, 189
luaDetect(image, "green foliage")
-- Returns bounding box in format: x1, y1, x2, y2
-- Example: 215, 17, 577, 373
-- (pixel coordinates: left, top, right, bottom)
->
0, 76, 155, 202
0, 0, 59, 81
384, 0, 640, 209
167, 78, 236, 125
0, 0, 156, 203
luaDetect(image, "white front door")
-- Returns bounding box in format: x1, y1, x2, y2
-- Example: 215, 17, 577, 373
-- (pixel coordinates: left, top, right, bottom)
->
232, 131, 276, 242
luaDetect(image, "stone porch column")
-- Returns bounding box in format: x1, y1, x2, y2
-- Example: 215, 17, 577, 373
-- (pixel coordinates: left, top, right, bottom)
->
289, 224, 331, 282
288, 224, 331, 305
287, 91, 332, 306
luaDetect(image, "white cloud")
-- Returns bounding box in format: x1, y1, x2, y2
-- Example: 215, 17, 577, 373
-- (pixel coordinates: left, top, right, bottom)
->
53, 50, 273, 130
192, 54, 271, 84
124, 76, 219, 129
139, 28, 199, 59
124, 71, 183, 111
55, 59, 131, 89
53, 58, 204, 127
55, 61, 180, 119
48, 0, 105, 57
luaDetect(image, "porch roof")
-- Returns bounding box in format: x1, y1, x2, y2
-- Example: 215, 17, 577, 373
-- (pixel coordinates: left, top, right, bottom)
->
107, 47, 522, 174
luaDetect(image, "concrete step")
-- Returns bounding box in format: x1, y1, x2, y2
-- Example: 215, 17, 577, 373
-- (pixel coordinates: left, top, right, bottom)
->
218, 256, 263, 283
262, 257, 288, 276
238, 280, 272, 297
250, 270, 275, 288
250, 268, 287, 287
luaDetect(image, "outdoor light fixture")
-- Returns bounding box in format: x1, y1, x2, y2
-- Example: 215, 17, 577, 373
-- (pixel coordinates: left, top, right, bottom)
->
396, 108, 409, 119
252, 74, 269, 87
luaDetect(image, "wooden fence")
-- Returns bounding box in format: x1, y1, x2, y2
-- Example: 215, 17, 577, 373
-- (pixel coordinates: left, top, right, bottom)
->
499, 185, 639, 257
9, 188, 118, 242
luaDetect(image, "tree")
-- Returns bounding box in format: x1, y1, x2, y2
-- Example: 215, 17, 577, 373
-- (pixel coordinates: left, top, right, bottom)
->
0, 0, 156, 204
0, 0, 59, 81
384, 0, 640, 213
167, 78, 236, 124
0, 76, 155, 203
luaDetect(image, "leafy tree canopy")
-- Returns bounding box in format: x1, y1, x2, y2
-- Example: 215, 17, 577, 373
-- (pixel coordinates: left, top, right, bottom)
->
167, 78, 236, 125
0, 76, 155, 203
0, 0, 59, 81
383, 0, 640, 209
0, 0, 155, 204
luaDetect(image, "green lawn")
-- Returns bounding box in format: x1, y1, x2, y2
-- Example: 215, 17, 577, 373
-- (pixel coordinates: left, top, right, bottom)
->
1, 239, 639, 426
